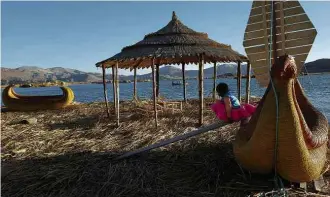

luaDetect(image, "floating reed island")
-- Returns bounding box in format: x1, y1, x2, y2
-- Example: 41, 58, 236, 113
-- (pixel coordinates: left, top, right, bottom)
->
2, 1, 330, 196
1, 98, 330, 197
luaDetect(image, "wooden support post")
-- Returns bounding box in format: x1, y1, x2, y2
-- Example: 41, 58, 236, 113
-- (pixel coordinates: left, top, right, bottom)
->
133, 67, 137, 100
213, 61, 217, 101
182, 62, 187, 103
245, 61, 251, 104
152, 58, 158, 128
115, 62, 120, 127
262, 1, 270, 73
102, 64, 110, 117
199, 54, 204, 126
156, 64, 160, 98
272, 0, 278, 63
112, 66, 116, 112
237, 61, 241, 102
279, 1, 286, 53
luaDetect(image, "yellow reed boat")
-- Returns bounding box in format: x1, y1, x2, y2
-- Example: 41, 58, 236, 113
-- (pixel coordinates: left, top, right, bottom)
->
2, 85, 74, 111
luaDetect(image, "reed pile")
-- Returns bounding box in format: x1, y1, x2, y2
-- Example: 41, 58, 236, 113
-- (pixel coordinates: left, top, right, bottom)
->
1, 98, 329, 197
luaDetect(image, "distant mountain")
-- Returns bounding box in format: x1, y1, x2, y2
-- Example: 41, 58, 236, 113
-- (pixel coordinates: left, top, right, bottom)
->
1, 66, 112, 85
136, 63, 250, 80
1, 63, 245, 85
303, 58, 330, 73
1, 59, 329, 85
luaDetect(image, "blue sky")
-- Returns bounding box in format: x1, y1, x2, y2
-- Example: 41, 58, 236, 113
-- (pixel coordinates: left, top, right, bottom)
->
2, 1, 330, 75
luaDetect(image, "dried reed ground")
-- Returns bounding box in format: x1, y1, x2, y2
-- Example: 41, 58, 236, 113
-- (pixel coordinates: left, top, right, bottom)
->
1, 98, 329, 197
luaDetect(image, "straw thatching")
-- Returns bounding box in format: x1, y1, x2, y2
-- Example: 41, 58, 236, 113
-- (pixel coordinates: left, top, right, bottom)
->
96, 11, 248, 69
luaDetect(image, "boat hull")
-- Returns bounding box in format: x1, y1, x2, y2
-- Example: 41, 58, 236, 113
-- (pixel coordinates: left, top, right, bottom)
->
233, 55, 329, 182
2, 85, 75, 111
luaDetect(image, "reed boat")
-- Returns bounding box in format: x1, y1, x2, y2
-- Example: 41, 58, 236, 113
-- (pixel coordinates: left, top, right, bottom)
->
19, 84, 32, 88
172, 81, 188, 86
233, 55, 329, 182
233, 0, 329, 182
2, 85, 75, 111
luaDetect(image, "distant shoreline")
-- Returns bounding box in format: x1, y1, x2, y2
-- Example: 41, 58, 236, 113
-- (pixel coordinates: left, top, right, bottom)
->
1, 72, 329, 88
300, 72, 330, 75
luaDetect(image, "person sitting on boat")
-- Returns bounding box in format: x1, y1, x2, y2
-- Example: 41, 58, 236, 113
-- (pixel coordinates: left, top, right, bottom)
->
210, 83, 256, 123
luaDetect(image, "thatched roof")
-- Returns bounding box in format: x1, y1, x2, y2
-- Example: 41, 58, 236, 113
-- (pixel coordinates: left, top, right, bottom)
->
96, 11, 248, 69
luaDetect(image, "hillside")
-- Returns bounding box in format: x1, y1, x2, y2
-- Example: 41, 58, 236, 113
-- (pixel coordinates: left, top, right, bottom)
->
1, 59, 329, 85
303, 58, 330, 73
1, 64, 243, 85
122, 63, 250, 80
1, 66, 116, 85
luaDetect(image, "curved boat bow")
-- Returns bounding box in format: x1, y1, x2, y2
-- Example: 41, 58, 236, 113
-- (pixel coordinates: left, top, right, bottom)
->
233, 55, 329, 182
2, 85, 75, 111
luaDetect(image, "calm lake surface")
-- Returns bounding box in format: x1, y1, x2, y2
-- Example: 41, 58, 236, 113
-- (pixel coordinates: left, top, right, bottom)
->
2, 74, 330, 121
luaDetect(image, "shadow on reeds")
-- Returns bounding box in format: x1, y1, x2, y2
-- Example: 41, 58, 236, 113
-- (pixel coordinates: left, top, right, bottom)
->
49, 115, 103, 130
48, 112, 149, 131
0, 104, 82, 113
1, 107, 10, 113
2, 143, 284, 197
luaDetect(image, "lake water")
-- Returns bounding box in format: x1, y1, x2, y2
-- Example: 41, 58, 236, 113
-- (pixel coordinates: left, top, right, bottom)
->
2, 74, 330, 121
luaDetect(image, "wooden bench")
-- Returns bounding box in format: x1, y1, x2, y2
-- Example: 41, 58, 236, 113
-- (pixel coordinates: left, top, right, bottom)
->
158, 101, 183, 111
134, 100, 183, 115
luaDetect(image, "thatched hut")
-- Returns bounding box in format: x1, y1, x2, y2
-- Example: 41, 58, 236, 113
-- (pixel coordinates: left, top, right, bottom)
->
96, 11, 250, 127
